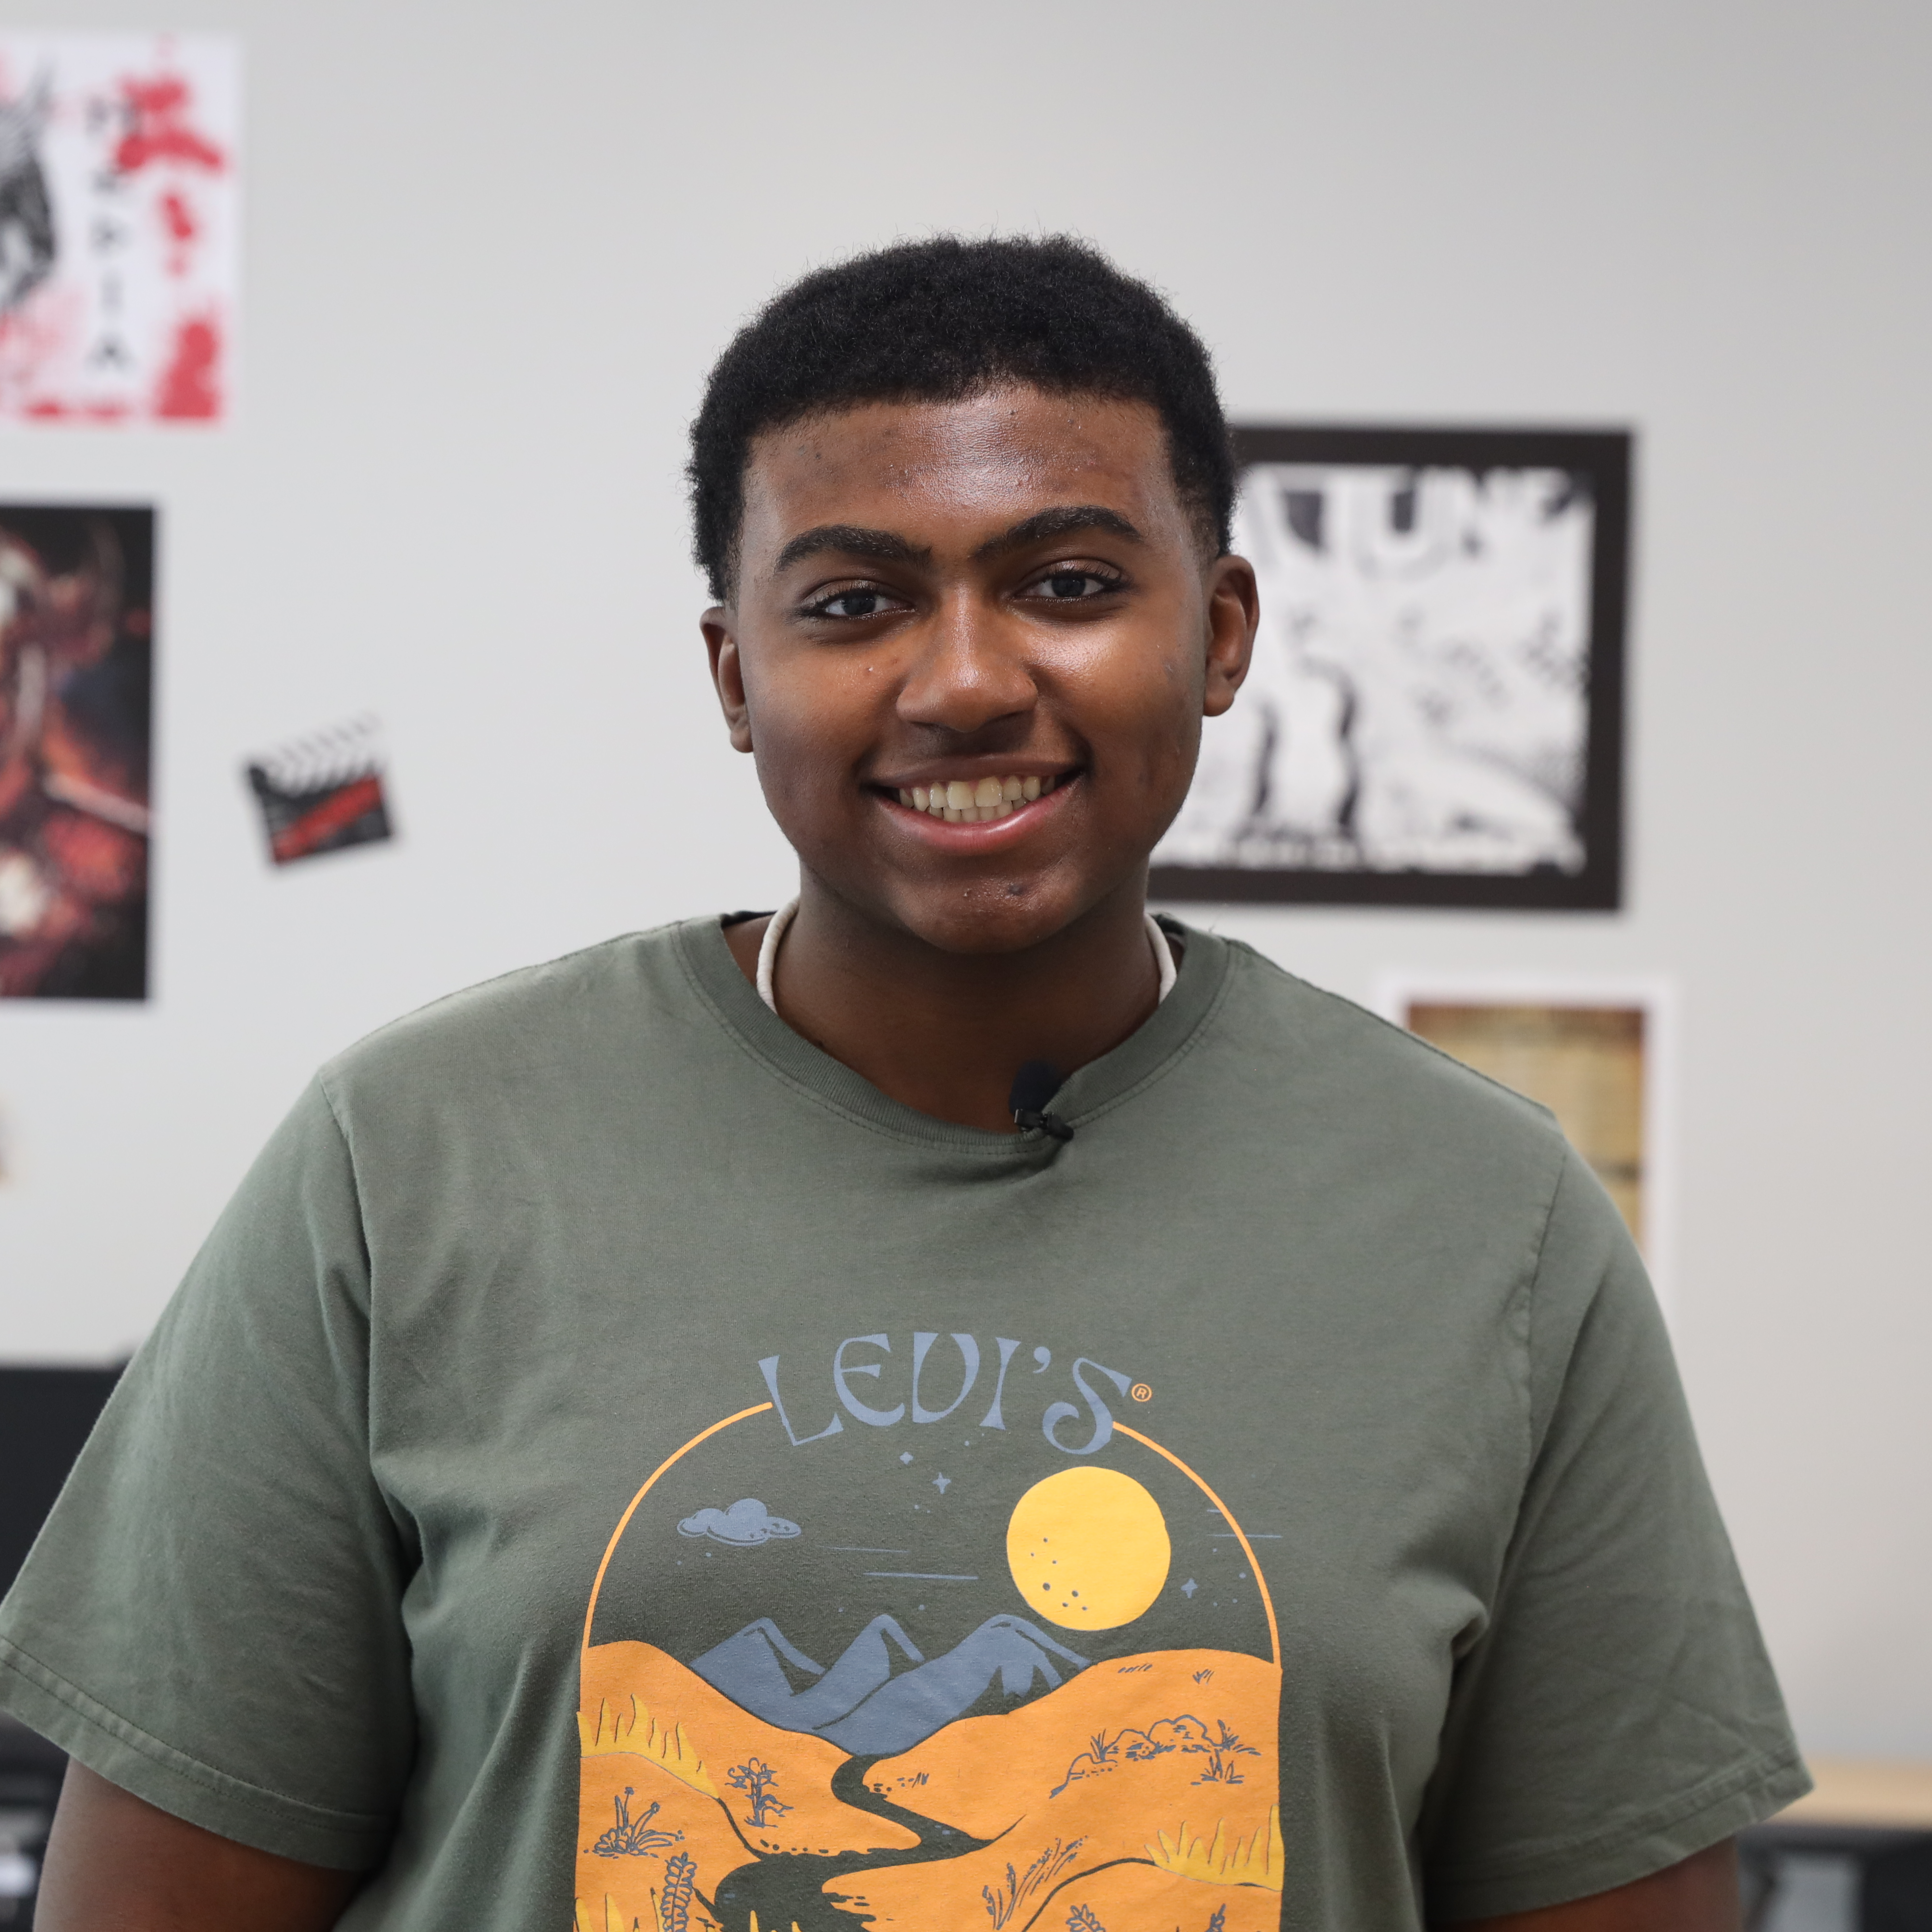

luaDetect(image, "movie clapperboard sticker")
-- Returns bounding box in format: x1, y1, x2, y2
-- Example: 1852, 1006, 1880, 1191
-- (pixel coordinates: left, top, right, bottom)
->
244, 717, 395, 867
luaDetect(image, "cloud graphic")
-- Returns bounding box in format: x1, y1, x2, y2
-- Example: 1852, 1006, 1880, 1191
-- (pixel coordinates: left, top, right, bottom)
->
677, 1498, 801, 1548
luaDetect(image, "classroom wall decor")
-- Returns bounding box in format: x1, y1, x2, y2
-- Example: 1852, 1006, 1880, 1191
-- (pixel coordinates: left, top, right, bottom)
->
244, 715, 395, 868
0, 504, 155, 1000
0, 33, 240, 423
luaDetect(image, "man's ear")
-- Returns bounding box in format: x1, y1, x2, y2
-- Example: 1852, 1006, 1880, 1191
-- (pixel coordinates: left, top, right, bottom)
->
701, 608, 756, 754
1201, 554, 1259, 718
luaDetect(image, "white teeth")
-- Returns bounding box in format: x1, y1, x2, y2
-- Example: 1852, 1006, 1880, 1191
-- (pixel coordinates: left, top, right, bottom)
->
906, 774, 1066, 820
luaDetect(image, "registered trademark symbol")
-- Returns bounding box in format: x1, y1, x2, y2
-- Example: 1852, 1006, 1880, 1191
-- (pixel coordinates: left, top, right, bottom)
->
1130, 1382, 1153, 1403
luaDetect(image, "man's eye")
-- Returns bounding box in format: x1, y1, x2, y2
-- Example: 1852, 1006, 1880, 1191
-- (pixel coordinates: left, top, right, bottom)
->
806, 589, 895, 620
1028, 569, 1120, 602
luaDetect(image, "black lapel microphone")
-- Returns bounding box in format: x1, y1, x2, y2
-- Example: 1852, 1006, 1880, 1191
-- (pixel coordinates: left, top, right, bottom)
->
1009, 1060, 1074, 1142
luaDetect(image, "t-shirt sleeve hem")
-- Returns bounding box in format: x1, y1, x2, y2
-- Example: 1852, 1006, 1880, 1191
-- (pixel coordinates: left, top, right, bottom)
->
1424, 1746, 1813, 1922
0, 1638, 393, 1871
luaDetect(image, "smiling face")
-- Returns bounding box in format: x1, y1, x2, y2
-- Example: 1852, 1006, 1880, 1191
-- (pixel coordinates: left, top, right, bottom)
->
704, 385, 1256, 956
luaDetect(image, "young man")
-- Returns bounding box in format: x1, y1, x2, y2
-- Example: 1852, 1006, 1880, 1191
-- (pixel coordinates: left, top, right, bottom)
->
5, 237, 1802, 1931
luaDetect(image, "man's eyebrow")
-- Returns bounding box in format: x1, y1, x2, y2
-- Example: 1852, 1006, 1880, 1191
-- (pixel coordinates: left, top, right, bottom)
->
972, 505, 1147, 561
771, 524, 932, 575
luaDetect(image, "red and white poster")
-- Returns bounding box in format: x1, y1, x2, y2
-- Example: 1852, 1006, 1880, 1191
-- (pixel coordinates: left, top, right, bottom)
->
0, 34, 239, 424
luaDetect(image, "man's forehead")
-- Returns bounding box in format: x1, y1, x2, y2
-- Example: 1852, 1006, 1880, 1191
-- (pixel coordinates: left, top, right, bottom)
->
741, 389, 1173, 534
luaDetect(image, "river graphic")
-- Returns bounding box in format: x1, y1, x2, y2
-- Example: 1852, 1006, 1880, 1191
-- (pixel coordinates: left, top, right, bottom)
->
711, 1756, 989, 1932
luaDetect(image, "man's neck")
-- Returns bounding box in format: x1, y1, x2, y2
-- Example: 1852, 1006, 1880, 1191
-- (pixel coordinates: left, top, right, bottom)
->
723, 882, 1163, 1133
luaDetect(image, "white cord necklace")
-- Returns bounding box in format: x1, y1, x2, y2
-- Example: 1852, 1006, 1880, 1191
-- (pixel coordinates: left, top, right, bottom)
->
755, 898, 1177, 1014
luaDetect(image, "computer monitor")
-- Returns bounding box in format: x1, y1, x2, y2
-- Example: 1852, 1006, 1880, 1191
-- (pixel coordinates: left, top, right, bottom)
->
0, 1366, 122, 1599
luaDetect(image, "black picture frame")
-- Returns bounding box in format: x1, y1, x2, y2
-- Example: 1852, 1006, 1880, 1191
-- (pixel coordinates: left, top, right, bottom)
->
1149, 424, 1631, 911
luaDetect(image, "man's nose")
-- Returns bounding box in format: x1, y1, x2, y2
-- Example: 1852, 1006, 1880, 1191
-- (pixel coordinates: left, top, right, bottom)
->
895, 591, 1037, 737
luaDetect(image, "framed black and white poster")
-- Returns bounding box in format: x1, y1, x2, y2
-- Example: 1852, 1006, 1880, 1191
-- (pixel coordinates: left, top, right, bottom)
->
1151, 425, 1631, 910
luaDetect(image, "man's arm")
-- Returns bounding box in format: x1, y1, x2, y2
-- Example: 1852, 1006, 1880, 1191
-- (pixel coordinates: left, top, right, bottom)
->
36, 1761, 363, 1932
1444, 1839, 1740, 1931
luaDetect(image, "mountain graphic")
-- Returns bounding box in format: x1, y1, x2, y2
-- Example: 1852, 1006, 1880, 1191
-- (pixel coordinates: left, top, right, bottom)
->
691, 1614, 924, 1734
692, 1613, 1089, 1757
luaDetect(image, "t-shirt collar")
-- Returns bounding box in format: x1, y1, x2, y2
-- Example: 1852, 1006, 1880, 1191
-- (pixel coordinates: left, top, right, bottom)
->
675, 909, 1231, 1156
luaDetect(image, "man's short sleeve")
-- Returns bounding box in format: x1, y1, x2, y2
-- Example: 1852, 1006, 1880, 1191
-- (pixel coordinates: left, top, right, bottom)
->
0, 1080, 414, 1870
1418, 1147, 1809, 1920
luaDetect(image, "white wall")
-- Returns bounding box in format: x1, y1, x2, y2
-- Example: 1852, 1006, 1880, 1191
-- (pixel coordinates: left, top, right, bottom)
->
0, 0, 1925, 1760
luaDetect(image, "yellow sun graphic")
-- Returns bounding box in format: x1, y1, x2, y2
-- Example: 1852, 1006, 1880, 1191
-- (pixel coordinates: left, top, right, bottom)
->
1005, 1465, 1171, 1630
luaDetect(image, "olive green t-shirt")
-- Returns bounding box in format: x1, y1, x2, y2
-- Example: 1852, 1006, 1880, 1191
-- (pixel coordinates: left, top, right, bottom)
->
0, 917, 1805, 1930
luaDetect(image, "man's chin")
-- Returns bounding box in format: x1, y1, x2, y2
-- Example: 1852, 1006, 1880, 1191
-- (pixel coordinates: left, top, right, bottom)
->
874, 872, 1132, 961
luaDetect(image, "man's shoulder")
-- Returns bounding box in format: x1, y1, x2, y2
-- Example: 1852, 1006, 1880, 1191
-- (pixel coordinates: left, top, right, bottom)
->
1208, 933, 1564, 1155
316, 920, 713, 1118
1180, 935, 1596, 1285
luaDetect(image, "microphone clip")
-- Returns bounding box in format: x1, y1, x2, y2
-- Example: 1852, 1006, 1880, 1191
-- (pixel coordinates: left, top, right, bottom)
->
1009, 1060, 1075, 1143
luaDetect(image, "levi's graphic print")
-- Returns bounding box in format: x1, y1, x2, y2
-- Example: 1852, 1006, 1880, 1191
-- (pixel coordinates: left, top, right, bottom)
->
575, 1330, 1282, 1932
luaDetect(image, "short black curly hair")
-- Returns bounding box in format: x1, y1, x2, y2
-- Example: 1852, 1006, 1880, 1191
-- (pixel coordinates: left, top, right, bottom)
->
689, 235, 1234, 602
